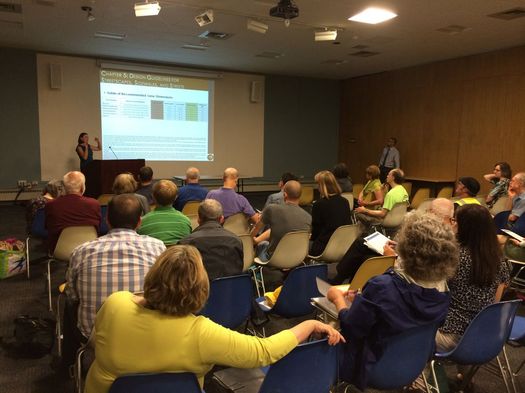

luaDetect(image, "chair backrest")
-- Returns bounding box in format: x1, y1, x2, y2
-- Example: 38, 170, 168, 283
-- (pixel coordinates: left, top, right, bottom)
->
402, 182, 412, 197
97, 193, 114, 205
30, 208, 48, 238
352, 183, 364, 199
416, 198, 435, 212
509, 315, 525, 344
108, 372, 201, 393
317, 224, 360, 263
436, 186, 453, 199
475, 195, 488, 207
441, 300, 521, 365
223, 213, 250, 235
259, 339, 337, 393
340, 192, 354, 210
272, 264, 327, 317
490, 195, 509, 216
238, 234, 255, 271
98, 205, 109, 236
382, 202, 408, 228
495, 210, 525, 236
410, 188, 430, 209
182, 200, 201, 216
368, 322, 441, 390
299, 186, 314, 206
200, 274, 253, 329
53, 226, 98, 261
186, 214, 199, 230
266, 230, 310, 270
349, 255, 395, 291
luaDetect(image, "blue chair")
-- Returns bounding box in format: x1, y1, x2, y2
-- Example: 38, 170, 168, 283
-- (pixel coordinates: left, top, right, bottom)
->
367, 322, 440, 390
213, 339, 338, 393
108, 372, 201, 393
428, 300, 522, 393
505, 315, 525, 393
200, 274, 253, 329
25, 207, 48, 279
495, 211, 525, 236
259, 264, 328, 318
98, 204, 109, 235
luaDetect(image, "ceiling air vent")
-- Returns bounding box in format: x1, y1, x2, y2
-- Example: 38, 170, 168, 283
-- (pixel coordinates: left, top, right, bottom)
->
436, 25, 470, 35
352, 44, 369, 50
488, 8, 525, 20
0, 2, 22, 13
198, 31, 232, 40
321, 59, 348, 66
255, 51, 283, 59
350, 50, 379, 57
182, 44, 208, 51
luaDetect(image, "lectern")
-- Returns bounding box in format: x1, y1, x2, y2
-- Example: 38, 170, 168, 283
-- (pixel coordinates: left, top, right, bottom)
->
82, 159, 145, 198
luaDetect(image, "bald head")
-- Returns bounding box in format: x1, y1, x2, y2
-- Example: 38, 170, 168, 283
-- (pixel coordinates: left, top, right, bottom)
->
283, 180, 302, 202
186, 167, 200, 183
511, 172, 525, 191
223, 167, 239, 188
429, 198, 455, 227
63, 171, 85, 195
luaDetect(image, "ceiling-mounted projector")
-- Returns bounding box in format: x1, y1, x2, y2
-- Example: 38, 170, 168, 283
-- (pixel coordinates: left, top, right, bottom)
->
269, 0, 299, 20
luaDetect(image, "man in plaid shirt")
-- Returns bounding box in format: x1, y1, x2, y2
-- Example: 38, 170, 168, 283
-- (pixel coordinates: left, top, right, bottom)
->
62, 193, 166, 367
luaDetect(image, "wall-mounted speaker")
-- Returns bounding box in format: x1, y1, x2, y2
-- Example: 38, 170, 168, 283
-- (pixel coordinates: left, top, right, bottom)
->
250, 81, 263, 103
49, 63, 62, 90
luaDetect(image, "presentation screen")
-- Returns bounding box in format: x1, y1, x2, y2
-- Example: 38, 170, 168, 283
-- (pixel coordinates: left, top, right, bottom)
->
99, 69, 214, 161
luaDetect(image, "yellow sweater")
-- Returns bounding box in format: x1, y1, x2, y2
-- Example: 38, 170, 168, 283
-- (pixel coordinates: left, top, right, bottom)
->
85, 291, 298, 393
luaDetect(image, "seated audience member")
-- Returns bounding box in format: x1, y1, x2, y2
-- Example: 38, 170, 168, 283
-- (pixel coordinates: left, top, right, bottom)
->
327, 212, 458, 391
264, 172, 298, 208
84, 245, 343, 393
206, 167, 260, 223
138, 180, 191, 245
484, 162, 511, 209
331, 198, 455, 285
454, 176, 481, 208
26, 179, 63, 232
63, 194, 166, 366
354, 168, 408, 232
310, 170, 352, 256
112, 173, 149, 215
45, 171, 101, 252
357, 165, 383, 210
505, 172, 525, 227
178, 199, 243, 281
436, 204, 510, 352
332, 162, 353, 193
136, 166, 155, 205
174, 167, 208, 211
251, 180, 311, 261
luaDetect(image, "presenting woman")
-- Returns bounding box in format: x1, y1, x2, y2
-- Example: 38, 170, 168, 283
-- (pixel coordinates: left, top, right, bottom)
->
327, 212, 458, 390
76, 132, 101, 171
85, 245, 344, 393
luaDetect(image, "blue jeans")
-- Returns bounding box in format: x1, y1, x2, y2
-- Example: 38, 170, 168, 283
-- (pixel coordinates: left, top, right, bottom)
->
256, 241, 271, 261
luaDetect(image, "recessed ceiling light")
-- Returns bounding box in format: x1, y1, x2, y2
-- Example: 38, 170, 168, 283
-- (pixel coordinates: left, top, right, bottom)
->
94, 31, 126, 40
314, 29, 338, 42
134, 1, 161, 17
349, 7, 397, 24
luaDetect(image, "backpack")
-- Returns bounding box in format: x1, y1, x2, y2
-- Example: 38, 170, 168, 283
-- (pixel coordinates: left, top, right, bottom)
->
1, 315, 55, 358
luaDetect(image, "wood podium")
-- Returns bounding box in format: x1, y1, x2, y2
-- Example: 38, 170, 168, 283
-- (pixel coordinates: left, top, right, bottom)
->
83, 159, 145, 198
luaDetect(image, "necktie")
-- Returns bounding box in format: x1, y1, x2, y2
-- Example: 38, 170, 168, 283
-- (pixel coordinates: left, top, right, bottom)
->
381, 147, 390, 167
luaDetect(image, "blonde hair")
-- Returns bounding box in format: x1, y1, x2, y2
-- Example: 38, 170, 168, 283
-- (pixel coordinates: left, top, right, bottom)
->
153, 180, 178, 206
113, 173, 138, 194
365, 165, 380, 179
144, 245, 209, 316
315, 170, 341, 198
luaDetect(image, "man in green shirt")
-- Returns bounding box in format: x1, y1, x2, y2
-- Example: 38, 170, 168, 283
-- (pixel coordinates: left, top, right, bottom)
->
138, 180, 191, 245
355, 168, 409, 233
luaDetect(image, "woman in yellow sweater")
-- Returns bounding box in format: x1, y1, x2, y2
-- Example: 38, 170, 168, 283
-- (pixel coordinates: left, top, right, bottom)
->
85, 245, 344, 393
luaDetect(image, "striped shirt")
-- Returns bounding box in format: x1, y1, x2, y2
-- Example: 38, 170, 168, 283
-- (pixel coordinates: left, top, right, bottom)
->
137, 206, 192, 245
66, 229, 166, 337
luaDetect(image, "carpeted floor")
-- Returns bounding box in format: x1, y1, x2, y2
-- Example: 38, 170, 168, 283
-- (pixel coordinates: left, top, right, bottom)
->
0, 201, 524, 393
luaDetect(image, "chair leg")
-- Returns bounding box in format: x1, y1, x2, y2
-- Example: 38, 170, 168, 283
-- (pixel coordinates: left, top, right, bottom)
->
428, 360, 441, 393
498, 347, 517, 393
259, 267, 266, 295
56, 294, 63, 358
251, 266, 262, 298
26, 237, 30, 279
457, 365, 480, 392
47, 259, 54, 312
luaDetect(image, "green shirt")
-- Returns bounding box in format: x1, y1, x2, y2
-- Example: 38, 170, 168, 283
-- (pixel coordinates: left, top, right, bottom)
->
138, 206, 191, 245
383, 185, 409, 211
362, 179, 382, 207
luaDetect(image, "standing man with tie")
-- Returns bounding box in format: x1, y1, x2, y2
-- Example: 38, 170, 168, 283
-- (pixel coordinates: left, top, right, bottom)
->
378, 137, 400, 183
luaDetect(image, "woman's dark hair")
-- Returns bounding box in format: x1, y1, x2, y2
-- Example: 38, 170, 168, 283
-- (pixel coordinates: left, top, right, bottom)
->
495, 161, 512, 179
455, 204, 501, 286
332, 163, 349, 179
77, 132, 88, 144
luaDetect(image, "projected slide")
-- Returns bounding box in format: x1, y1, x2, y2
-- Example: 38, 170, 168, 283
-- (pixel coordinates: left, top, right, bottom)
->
100, 69, 213, 161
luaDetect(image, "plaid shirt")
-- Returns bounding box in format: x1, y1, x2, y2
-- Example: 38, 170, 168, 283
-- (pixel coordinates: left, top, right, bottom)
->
66, 228, 166, 337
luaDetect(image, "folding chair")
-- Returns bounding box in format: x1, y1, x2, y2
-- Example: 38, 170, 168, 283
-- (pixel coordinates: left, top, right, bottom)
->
186, 214, 199, 231
251, 230, 310, 296
97, 193, 114, 205
348, 255, 396, 291
308, 224, 359, 264
341, 192, 354, 211
238, 234, 255, 271
200, 274, 253, 329
410, 188, 430, 210
490, 195, 510, 216
417, 197, 435, 212
436, 186, 453, 199
299, 185, 314, 207
428, 300, 522, 393
375, 202, 408, 237
181, 200, 201, 216
98, 204, 109, 235
109, 373, 201, 393
402, 181, 413, 197
352, 183, 364, 199
223, 212, 251, 235
213, 338, 337, 393
506, 315, 525, 393
25, 207, 47, 279
47, 226, 98, 312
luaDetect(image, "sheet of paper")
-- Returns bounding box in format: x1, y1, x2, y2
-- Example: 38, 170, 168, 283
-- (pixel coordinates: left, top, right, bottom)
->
363, 231, 390, 255
502, 229, 524, 242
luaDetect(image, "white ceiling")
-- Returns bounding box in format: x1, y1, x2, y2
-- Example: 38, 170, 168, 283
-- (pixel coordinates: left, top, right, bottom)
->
1, 0, 525, 79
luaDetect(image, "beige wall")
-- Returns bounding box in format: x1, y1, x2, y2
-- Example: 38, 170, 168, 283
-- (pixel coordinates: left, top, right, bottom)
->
37, 54, 264, 181
339, 45, 525, 194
